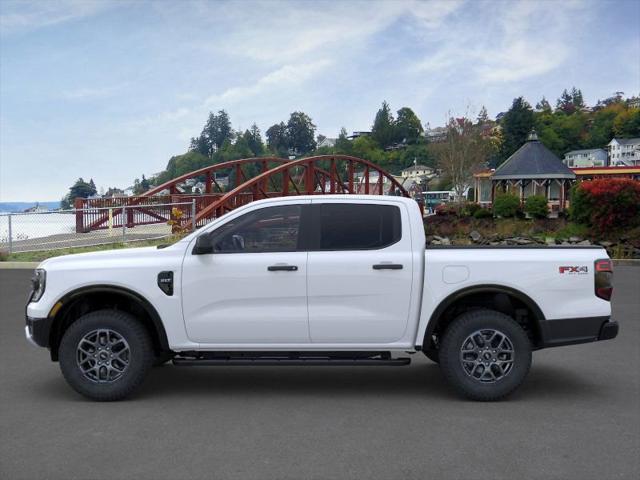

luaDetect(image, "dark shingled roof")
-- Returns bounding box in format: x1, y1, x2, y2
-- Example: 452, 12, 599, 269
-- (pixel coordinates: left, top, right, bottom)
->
493, 132, 576, 180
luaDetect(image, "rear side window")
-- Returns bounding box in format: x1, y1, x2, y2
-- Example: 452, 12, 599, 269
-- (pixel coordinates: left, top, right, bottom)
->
317, 203, 401, 250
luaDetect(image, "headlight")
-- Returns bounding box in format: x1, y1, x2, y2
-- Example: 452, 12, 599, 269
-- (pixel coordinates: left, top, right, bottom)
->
31, 269, 46, 302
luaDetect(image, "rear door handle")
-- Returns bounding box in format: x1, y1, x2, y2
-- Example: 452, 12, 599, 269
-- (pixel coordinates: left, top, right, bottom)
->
372, 264, 403, 270
268, 265, 298, 272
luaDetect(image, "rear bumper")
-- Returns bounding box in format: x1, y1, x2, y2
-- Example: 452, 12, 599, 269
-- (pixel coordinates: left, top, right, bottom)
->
540, 316, 618, 348
25, 316, 52, 348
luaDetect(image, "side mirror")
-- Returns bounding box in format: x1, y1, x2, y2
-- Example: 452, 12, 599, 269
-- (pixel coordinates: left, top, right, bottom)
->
192, 234, 214, 255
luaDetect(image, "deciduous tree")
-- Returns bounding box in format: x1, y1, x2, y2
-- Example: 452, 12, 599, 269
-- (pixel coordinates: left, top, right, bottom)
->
286, 111, 316, 155
395, 107, 423, 144
436, 115, 490, 200
266, 122, 289, 156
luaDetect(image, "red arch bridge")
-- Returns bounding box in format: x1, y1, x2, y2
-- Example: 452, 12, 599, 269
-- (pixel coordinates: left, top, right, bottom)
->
74, 155, 414, 233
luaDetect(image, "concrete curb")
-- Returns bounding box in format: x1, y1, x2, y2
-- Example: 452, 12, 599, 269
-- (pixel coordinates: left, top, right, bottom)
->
613, 259, 640, 267
0, 262, 39, 269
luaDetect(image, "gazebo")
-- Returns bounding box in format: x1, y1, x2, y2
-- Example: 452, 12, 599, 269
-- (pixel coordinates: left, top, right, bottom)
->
474, 131, 576, 215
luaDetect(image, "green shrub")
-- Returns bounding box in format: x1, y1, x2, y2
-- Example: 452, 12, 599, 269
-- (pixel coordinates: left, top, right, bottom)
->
461, 202, 481, 217
473, 208, 493, 219
524, 195, 549, 219
493, 193, 520, 218
569, 184, 591, 225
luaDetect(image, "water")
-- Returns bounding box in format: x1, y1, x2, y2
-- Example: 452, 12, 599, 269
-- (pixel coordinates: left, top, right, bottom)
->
0, 212, 76, 243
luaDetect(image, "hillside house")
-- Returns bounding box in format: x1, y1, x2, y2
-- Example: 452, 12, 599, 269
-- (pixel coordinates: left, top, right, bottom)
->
608, 138, 640, 166
564, 148, 608, 168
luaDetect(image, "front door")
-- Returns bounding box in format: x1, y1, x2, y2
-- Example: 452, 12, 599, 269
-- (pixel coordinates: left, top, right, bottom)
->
307, 201, 414, 344
181, 202, 310, 344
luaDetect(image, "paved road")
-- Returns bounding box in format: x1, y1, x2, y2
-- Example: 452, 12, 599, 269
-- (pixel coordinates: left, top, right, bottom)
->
1, 268, 638, 480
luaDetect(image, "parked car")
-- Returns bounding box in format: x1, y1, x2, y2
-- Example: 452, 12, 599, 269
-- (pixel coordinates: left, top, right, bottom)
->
25, 195, 617, 401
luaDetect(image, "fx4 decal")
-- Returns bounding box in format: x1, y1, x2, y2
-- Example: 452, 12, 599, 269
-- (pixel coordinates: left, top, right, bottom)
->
559, 266, 588, 274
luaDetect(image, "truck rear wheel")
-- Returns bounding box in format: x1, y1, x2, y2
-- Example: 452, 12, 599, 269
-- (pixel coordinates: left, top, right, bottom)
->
58, 310, 154, 401
439, 309, 531, 401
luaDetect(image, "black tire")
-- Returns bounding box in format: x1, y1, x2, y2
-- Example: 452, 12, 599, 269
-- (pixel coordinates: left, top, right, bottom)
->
423, 348, 439, 363
439, 309, 532, 401
58, 310, 154, 401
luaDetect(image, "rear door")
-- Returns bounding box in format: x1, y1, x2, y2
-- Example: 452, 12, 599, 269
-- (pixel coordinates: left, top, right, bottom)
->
306, 201, 414, 344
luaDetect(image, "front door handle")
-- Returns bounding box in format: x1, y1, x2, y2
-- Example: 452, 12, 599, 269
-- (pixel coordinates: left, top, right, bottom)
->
372, 264, 403, 270
268, 265, 298, 272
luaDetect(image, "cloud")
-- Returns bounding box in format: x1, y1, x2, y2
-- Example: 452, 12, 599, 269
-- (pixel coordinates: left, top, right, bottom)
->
123, 0, 464, 134
0, 0, 114, 35
205, 60, 333, 105
155, 0, 464, 64
412, 0, 584, 84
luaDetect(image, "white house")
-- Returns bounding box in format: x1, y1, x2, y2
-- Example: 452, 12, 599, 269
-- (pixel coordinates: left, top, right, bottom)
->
317, 137, 337, 148
401, 163, 435, 182
608, 138, 640, 166
424, 126, 447, 142
563, 148, 608, 168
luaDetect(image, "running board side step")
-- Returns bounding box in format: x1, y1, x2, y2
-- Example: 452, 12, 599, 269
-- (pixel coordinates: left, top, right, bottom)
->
172, 352, 411, 367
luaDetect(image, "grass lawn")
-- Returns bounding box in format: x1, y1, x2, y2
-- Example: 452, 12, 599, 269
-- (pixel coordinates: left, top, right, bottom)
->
1, 237, 182, 263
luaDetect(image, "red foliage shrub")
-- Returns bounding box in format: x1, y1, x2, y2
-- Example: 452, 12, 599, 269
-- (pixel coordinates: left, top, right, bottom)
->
435, 203, 458, 216
570, 179, 640, 234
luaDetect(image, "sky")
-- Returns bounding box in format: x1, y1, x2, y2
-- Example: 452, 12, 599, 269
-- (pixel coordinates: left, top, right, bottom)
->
1, 0, 639, 202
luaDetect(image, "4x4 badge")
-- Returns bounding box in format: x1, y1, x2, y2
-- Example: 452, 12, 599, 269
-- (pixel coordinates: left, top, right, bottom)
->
559, 266, 588, 274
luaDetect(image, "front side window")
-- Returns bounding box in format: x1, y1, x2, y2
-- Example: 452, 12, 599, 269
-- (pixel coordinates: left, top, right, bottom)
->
317, 203, 401, 250
210, 205, 301, 253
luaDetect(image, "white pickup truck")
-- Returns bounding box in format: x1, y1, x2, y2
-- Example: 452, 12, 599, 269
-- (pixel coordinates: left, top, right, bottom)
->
26, 195, 618, 401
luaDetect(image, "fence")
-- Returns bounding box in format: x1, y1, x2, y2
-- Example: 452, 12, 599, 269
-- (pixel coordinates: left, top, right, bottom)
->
74, 194, 221, 232
0, 201, 196, 254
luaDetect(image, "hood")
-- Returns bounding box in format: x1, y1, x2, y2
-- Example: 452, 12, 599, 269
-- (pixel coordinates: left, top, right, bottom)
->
38, 246, 170, 270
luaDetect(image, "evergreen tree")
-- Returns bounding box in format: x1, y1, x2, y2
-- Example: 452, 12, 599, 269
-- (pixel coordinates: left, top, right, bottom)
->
477, 106, 489, 124
200, 110, 233, 155
371, 101, 395, 148
189, 135, 209, 156
499, 97, 535, 163
535, 97, 552, 113
556, 89, 576, 114
571, 87, 585, 110
140, 174, 150, 192
335, 127, 352, 154
62, 178, 98, 207
243, 123, 264, 156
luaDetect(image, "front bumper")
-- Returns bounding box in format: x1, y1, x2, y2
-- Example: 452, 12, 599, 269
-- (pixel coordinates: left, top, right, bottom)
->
540, 316, 619, 348
25, 316, 52, 348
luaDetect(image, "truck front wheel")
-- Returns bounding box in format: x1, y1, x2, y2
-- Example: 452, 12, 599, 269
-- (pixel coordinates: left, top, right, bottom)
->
58, 310, 154, 401
439, 309, 532, 401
